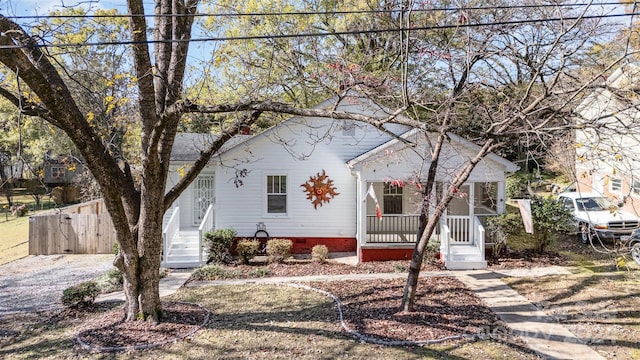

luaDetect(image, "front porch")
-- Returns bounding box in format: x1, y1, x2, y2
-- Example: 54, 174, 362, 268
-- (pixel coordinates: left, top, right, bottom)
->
362, 213, 493, 269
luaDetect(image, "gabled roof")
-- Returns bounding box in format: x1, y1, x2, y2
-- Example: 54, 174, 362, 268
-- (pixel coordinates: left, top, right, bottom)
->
213, 92, 413, 157
170, 132, 252, 161
347, 128, 519, 173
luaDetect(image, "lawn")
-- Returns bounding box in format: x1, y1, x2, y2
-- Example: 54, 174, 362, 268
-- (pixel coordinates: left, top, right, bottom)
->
504, 268, 640, 359
0, 214, 31, 265
0, 284, 541, 360
0, 194, 66, 265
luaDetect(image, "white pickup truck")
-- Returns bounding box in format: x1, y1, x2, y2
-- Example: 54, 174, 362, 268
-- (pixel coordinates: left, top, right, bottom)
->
557, 192, 640, 244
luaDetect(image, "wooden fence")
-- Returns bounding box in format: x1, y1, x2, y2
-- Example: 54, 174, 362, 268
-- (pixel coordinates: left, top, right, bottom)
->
29, 199, 117, 255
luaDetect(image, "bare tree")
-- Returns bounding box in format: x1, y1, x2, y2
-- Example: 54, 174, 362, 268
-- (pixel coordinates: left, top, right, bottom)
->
0, 0, 634, 321
0, 0, 419, 322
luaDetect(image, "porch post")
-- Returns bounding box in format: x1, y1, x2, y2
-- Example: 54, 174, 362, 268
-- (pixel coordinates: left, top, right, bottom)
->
468, 182, 475, 242
353, 170, 365, 261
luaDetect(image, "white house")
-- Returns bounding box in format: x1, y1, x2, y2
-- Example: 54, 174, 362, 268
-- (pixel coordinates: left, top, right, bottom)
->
162, 95, 518, 269
574, 63, 640, 216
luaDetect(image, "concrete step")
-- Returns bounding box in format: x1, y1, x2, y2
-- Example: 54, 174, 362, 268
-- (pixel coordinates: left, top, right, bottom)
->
449, 245, 481, 256
161, 259, 202, 269
445, 260, 487, 270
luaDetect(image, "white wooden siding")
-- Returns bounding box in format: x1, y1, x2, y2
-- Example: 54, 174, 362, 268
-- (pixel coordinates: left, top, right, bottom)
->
214, 117, 404, 238
169, 96, 515, 239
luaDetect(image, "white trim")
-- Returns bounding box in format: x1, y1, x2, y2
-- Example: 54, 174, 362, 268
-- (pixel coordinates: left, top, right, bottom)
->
347, 129, 519, 173
264, 172, 289, 217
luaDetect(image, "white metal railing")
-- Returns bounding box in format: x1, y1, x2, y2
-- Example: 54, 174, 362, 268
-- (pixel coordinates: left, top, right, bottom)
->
198, 204, 215, 265
162, 206, 180, 263
473, 216, 485, 261
447, 216, 471, 243
440, 218, 451, 264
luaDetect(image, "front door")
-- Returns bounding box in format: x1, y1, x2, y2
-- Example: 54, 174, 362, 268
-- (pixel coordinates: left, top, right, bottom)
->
193, 174, 215, 226
447, 184, 472, 243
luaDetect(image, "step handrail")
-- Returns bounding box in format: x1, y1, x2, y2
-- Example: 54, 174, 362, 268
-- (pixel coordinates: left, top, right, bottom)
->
162, 206, 180, 263
198, 203, 215, 265
473, 215, 485, 261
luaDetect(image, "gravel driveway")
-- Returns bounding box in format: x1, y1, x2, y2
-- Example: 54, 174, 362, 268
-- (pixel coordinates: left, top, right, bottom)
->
0, 254, 115, 314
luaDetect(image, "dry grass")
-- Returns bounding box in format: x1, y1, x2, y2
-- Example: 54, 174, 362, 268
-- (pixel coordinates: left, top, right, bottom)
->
0, 284, 542, 359
0, 215, 31, 265
503, 267, 640, 360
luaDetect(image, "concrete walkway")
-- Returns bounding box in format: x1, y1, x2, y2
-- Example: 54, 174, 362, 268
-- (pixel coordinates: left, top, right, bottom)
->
99, 265, 604, 359
96, 270, 192, 302
453, 269, 604, 360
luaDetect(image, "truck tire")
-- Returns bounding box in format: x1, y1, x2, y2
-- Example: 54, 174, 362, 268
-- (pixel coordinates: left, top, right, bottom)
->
631, 243, 640, 266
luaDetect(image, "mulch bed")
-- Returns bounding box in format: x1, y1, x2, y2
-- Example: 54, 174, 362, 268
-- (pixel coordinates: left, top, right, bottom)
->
73, 249, 564, 351
75, 301, 210, 352
487, 249, 568, 269
309, 276, 508, 344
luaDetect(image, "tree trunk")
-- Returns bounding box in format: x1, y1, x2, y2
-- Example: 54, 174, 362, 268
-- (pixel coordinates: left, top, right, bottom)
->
401, 203, 444, 312
114, 197, 164, 322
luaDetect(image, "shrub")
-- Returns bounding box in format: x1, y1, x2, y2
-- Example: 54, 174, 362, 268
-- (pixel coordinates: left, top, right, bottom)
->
530, 196, 573, 253
203, 228, 236, 264
265, 238, 293, 263
236, 239, 260, 264
486, 212, 523, 257
311, 244, 329, 263
94, 269, 124, 294
61, 281, 100, 307
191, 264, 242, 280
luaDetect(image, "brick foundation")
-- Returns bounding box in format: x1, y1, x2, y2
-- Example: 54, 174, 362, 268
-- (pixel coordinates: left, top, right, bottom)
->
360, 247, 414, 262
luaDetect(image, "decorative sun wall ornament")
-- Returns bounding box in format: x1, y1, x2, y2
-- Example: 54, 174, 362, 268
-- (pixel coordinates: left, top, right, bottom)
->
301, 169, 340, 209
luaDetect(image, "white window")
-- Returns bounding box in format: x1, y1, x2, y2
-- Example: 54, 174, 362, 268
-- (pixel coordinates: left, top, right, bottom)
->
267, 175, 287, 214
383, 183, 403, 214
610, 178, 622, 192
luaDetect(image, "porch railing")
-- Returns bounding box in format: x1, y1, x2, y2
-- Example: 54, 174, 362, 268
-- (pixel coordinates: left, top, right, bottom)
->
473, 215, 485, 257
366, 214, 419, 243
440, 217, 451, 261
447, 216, 471, 243
162, 206, 180, 263
365, 213, 494, 246
198, 204, 215, 264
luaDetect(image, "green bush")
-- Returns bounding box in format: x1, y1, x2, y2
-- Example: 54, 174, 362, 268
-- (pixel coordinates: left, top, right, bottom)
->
95, 269, 124, 294
266, 238, 293, 263
191, 264, 242, 280
203, 228, 236, 264
530, 196, 573, 253
236, 239, 260, 264
311, 244, 329, 263
486, 212, 523, 257
61, 281, 100, 307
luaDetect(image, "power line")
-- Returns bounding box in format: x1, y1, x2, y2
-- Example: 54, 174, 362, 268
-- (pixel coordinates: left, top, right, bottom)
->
2, 1, 634, 20
0, 11, 634, 50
